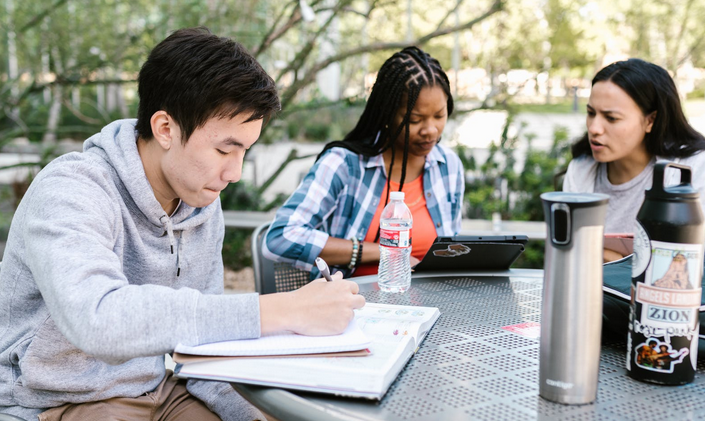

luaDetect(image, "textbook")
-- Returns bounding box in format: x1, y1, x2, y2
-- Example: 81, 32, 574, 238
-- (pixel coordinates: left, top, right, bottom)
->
174, 319, 370, 357
174, 303, 440, 400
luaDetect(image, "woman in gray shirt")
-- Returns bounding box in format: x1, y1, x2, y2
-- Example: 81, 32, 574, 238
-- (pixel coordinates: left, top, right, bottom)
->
563, 58, 705, 262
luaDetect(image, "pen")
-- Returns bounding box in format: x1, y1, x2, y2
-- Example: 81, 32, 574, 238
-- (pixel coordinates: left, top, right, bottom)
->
315, 257, 334, 282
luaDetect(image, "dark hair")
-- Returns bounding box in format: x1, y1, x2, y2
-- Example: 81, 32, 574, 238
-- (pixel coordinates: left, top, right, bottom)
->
319, 46, 453, 195
572, 58, 705, 158
136, 27, 280, 143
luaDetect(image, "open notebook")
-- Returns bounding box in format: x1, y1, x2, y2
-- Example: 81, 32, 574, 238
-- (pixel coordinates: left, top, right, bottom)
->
174, 303, 440, 400
174, 319, 370, 357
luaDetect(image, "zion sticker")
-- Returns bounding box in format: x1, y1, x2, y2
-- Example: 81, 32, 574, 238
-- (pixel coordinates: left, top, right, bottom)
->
635, 241, 702, 331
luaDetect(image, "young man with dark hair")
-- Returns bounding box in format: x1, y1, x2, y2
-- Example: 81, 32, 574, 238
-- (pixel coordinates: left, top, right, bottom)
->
0, 27, 364, 421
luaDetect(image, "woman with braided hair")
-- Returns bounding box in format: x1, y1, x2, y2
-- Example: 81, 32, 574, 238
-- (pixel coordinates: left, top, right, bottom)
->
263, 46, 464, 279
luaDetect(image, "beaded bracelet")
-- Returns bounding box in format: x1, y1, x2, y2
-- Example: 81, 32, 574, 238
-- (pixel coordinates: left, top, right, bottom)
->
348, 237, 360, 269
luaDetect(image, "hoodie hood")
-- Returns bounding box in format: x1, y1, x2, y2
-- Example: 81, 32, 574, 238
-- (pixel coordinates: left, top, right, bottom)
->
83, 119, 219, 232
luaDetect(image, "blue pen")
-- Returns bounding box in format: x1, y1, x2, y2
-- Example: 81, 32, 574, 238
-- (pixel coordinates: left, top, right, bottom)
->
315, 257, 335, 282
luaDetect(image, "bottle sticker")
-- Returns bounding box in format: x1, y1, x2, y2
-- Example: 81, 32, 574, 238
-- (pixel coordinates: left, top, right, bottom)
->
635, 242, 703, 331
380, 228, 411, 248
633, 338, 690, 373
433, 244, 471, 257
632, 222, 651, 277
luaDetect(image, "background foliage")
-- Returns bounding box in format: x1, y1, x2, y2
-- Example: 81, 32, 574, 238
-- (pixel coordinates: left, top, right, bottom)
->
1, 0, 704, 270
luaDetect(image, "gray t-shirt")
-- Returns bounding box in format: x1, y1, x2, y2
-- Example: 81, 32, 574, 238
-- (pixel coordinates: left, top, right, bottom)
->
594, 159, 655, 234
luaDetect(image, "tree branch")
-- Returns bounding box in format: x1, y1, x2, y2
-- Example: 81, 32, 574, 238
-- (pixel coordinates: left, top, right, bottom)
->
253, 0, 300, 57
62, 99, 103, 125
18, 0, 70, 33
671, 0, 695, 70
26, 78, 136, 94
417, 0, 503, 44
279, 0, 504, 109
677, 26, 705, 68
274, 0, 356, 85
433, 0, 465, 34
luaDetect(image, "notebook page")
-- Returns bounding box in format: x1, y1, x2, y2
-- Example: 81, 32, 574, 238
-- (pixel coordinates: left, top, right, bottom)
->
355, 303, 439, 342
175, 319, 370, 356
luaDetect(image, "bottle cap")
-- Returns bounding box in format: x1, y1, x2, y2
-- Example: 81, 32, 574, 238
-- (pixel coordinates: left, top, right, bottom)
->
390, 191, 405, 201
646, 161, 699, 201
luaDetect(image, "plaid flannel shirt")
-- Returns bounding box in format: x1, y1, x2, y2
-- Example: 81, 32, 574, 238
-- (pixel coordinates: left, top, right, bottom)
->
263, 144, 465, 278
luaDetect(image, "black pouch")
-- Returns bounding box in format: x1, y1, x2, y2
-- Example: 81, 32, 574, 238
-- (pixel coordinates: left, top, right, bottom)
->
602, 255, 705, 353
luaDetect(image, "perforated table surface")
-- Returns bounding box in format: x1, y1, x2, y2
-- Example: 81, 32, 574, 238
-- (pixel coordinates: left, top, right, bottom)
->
232, 270, 705, 421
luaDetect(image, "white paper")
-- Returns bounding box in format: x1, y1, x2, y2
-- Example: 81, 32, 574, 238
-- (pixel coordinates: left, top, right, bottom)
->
175, 319, 371, 356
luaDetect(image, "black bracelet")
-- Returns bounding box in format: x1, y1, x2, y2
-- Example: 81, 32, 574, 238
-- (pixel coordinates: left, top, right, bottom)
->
356, 241, 364, 267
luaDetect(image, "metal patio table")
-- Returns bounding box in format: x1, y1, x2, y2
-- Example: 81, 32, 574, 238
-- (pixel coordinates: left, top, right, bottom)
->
232, 269, 705, 421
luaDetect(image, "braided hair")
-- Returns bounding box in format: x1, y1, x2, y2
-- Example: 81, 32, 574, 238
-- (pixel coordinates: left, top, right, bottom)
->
319, 46, 453, 199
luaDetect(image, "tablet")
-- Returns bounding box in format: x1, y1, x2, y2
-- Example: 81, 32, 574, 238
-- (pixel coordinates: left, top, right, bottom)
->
413, 235, 529, 272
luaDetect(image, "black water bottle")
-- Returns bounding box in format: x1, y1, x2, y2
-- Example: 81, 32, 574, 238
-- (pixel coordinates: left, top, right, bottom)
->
628, 162, 704, 385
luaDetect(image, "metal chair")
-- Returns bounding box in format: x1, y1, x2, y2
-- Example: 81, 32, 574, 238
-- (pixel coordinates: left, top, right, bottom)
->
553, 167, 568, 191
251, 222, 311, 294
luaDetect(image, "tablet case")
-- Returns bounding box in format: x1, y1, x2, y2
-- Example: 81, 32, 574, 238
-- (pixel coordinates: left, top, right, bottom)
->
413, 235, 528, 272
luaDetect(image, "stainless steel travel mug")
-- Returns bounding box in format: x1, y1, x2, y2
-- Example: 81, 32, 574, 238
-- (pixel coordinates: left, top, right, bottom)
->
539, 192, 609, 404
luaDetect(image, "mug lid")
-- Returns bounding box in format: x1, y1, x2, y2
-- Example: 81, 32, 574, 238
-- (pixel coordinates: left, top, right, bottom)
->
540, 192, 609, 208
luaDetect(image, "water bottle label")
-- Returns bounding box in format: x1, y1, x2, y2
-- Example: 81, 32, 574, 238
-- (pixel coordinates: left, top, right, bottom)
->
380, 228, 411, 248
632, 240, 702, 373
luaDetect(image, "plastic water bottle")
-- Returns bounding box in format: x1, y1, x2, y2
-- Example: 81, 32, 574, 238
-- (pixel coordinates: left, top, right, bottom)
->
378, 191, 413, 293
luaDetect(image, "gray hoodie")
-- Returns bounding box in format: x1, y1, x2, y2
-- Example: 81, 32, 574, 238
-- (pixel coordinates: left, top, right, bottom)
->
0, 119, 262, 420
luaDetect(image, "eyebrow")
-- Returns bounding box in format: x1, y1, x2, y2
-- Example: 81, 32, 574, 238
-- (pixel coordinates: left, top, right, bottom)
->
221, 137, 246, 148
410, 107, 446, 116
586, 104, 622, 116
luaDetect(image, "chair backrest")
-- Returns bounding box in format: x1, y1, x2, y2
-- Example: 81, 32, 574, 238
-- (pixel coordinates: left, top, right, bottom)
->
553, 167, 568, 191
251, 222, 311, 294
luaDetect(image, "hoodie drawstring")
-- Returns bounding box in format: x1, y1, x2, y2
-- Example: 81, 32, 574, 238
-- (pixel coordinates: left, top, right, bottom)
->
177, 231, 185, 277
160, 215, 181, 276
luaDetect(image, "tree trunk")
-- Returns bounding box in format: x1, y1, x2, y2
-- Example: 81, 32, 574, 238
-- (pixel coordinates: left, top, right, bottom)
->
545, 71, 551, 105
116, 66, 129, 118
43, 46, 64, 145
5, 0, 20, 119
43, 83, 63, 144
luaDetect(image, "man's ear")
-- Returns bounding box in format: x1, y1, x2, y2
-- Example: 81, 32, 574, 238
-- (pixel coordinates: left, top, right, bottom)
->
150, 111, 177, 150
645, 111, 657, 133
